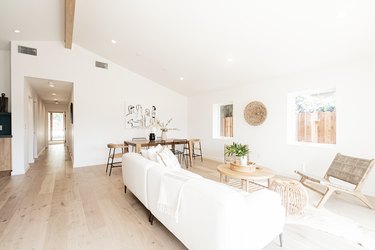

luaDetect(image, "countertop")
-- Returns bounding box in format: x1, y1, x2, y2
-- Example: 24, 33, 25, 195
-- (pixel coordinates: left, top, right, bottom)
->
0, 135, 12, 138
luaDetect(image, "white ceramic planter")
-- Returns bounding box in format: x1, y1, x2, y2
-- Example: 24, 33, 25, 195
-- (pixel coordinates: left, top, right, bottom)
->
240, 156, 248, 166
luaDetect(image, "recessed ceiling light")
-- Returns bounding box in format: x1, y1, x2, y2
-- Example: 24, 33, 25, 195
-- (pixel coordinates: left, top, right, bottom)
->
55, 101, 59, 105
111, 40, 117, 44
54, 98, 58, 101
49, 82, 55, 87
227, 58, 233, 62
180, 77, 184, 81
51, 93, 56, 96
14, 29, 20, 33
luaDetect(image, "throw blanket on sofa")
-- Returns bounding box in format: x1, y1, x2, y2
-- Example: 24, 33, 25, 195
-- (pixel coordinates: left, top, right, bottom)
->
157, 170, 202, 223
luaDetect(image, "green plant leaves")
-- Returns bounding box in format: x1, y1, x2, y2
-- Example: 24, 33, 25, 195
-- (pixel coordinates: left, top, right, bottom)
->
224, 143, 249, 157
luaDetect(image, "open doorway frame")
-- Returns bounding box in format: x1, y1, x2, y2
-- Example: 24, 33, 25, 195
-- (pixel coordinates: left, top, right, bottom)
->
48, 111, 66, 144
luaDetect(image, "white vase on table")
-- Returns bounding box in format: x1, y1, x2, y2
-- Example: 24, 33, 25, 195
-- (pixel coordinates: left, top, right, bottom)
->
240, 156, 248, 166
161, 131, 167, 140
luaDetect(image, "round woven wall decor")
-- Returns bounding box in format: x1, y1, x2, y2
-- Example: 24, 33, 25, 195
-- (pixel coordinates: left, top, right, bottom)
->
244, 101, 267, 126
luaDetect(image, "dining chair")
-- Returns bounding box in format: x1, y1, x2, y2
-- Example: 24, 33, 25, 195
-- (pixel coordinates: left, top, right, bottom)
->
131, 137, 148, 151
132, 137, 147, 141
172, 139, 189, 167
190, 139, 203, 162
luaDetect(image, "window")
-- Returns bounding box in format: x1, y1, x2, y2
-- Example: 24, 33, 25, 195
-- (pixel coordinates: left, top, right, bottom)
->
213, 104, 233, 138
289, 89, 336, 144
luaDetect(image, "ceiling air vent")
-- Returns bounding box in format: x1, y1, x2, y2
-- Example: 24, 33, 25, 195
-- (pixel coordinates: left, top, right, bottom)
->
18, 45, 37, 56
95, 61, 108, 69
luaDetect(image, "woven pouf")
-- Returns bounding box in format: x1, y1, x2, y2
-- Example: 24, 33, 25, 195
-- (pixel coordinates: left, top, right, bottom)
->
269, 179, 308, 216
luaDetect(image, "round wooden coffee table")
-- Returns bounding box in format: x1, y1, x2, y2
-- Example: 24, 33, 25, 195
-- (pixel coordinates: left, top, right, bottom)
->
217, 163, 275, 192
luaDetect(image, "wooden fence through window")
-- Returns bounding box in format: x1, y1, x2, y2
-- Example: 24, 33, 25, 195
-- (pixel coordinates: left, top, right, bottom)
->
221, 117, 233, 137
296, 111, 336, 144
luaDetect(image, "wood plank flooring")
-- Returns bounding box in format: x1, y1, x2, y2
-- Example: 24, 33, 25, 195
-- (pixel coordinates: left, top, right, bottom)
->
0, 144, 373, 250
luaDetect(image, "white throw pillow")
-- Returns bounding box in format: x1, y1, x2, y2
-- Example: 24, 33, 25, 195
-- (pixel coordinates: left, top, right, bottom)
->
157, 147, 181, 169
140, 149, 149, 159
147, 144, 164, 162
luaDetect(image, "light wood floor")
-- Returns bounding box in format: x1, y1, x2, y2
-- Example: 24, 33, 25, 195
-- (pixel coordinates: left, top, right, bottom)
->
0, 144, 373, 250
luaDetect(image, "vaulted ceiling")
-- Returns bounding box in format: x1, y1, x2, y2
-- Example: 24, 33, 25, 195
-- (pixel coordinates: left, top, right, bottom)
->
1, 0, 375, 96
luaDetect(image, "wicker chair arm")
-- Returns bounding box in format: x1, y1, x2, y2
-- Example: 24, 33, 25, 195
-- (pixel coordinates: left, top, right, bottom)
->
295, 170, 321, 183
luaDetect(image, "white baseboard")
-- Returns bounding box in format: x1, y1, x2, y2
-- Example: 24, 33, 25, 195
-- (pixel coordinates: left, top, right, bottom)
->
24, 164, 31, 174
37, 146, 47, 158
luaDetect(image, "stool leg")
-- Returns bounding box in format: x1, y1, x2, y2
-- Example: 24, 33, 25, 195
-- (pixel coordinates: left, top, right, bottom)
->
109, 149, 115, 176
106, 148, 112, 173
199, 142, 203, 162
279, 233, 283, 247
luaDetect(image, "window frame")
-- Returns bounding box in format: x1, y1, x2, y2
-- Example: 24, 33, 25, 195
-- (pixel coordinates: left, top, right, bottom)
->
287, 88, 336, 146
213, 103, 234, 139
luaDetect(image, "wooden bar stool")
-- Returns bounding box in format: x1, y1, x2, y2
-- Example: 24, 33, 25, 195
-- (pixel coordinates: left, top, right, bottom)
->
106, 143, 128, 176
182, 139, 203, 166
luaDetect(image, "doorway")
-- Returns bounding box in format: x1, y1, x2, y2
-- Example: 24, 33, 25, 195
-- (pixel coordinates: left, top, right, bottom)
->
48, 112, 65, 144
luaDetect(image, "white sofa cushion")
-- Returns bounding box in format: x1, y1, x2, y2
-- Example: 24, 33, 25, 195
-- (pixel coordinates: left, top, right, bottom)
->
156, 147, 181, 169
141, 144, 164, 162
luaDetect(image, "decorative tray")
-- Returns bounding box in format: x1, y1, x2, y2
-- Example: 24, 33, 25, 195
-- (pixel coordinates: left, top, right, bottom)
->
230, 161, 258, 173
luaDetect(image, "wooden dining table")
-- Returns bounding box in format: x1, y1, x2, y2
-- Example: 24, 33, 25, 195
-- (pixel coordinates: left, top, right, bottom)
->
123, 139, 194, 168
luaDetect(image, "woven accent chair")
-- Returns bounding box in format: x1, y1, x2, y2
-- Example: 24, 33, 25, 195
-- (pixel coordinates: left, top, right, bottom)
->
295, 153, 374, 209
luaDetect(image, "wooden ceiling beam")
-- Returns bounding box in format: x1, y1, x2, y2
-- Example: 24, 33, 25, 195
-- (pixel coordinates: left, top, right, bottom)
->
65, 0, 76, 49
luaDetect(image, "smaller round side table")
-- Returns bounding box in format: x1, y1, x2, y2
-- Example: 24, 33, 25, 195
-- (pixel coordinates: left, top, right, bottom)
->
269, 178, 308, 216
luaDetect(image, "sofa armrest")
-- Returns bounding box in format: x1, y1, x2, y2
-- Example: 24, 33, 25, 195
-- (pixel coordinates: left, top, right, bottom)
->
242, 189, 285, 249
122, 153, 163, 208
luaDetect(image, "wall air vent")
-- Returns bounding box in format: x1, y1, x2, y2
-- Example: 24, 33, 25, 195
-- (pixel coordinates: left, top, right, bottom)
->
18, 45, 37, 56
95, 61, 108, 69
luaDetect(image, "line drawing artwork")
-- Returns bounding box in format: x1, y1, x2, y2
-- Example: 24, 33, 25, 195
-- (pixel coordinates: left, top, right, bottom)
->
125, 103, 156, 129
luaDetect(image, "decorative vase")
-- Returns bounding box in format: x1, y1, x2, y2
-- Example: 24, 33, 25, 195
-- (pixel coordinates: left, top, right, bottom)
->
161, 131, 167, 140
149, 133, 155, 141
240, 155, 248, 166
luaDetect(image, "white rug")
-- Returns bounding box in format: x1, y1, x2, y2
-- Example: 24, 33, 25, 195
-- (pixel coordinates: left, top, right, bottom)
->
286, 205, 375, 249
221, 178, 375, 249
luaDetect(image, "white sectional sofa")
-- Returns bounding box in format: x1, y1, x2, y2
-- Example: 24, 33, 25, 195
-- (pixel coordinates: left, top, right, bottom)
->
122, 152, 285, 250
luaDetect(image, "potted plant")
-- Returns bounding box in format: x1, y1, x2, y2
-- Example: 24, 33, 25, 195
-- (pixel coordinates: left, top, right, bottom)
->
224, 143, 250, 166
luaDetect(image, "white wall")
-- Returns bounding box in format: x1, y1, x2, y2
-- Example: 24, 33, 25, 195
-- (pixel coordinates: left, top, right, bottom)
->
35, 97, 47, 156
188, 59, 375, 196
11, 41, 187, 174
0, 50, 11, 109
24, 80, 47, 167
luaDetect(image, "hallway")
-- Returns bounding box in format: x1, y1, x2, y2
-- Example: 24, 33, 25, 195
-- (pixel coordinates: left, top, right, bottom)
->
0, 144, 185, 250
